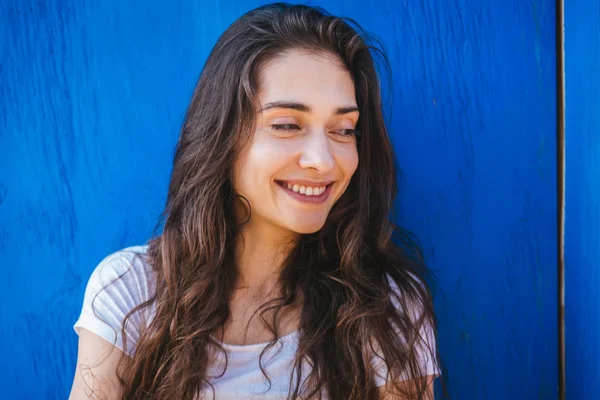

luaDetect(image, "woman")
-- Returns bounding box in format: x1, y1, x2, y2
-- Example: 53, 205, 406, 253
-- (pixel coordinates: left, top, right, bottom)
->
69, 3, 440, 399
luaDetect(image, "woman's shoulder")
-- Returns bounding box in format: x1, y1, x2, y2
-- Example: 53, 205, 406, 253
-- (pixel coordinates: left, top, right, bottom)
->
74, 244, 157, 356
384, 271, 429, 317
88, 245, 155, 292
87, 244, 158, 314
371, 272, 439, 383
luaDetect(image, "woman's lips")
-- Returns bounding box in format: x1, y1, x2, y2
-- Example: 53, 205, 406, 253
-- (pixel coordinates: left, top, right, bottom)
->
276, 180, 333, 204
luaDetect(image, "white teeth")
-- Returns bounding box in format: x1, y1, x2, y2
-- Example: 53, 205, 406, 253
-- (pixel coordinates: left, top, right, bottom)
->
281, 182, 329, 196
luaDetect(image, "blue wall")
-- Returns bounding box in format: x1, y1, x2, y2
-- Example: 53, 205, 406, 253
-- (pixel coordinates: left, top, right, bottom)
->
565, 0, 600, 397
1, 0, 560, 398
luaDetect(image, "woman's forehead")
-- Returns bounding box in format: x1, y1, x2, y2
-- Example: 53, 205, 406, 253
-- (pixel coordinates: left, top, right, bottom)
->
256, 50, 357, 114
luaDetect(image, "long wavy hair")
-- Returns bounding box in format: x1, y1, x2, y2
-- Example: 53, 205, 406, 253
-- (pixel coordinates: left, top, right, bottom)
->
113, 3, 439, 399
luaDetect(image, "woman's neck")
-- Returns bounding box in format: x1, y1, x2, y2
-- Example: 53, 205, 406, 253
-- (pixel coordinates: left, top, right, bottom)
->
233, 220, 298, 297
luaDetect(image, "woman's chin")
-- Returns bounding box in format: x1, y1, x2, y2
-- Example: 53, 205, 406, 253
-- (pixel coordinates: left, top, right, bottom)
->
288, 220, 328, 235
275, 210, 330, 235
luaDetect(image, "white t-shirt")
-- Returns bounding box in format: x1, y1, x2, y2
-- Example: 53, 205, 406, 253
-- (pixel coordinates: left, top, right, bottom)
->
74, 245, 438, 399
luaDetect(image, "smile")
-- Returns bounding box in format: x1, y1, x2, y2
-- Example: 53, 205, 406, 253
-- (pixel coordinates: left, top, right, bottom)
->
275, 180, 334, 204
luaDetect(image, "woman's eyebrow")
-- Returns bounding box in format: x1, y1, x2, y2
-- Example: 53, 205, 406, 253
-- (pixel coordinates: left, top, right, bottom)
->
260, 101, 359, 115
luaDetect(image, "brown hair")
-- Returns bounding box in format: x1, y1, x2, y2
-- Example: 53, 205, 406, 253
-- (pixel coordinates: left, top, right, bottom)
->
113, 3, 439, 399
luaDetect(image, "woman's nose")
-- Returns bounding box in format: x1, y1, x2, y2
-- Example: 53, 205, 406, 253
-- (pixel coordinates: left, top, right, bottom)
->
297, 130, 335, 173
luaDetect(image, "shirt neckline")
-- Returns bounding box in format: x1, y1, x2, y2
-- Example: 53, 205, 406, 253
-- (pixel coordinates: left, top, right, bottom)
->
215, 329, 299, 352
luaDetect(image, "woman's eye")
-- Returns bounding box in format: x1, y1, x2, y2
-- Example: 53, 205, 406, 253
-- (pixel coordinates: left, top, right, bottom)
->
332, 129, 358, 137
271, 124, 301, 131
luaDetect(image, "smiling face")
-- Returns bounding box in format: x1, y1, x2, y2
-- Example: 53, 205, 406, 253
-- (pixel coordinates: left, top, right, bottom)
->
232, 49, 360, 237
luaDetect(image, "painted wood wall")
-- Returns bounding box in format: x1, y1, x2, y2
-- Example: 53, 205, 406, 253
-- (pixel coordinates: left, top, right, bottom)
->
3, 0, 588, 398
564, 0, 600, 398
